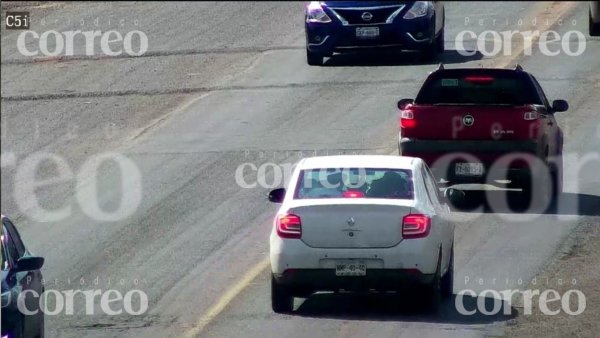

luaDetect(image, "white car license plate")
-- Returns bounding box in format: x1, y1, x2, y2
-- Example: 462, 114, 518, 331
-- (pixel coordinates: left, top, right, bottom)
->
356, 27, 379, 39
455, 163, 484, 176
335, 260, 366, 276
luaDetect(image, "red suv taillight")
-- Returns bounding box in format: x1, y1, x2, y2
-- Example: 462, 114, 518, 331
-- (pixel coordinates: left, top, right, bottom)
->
276, 214, 302, 239
523, 111, 538, 120
402, 214, 431, 239
400, 110, 416, 128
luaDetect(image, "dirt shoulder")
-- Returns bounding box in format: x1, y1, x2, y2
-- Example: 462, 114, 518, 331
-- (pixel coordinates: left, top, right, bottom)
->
505, 218, 600, 338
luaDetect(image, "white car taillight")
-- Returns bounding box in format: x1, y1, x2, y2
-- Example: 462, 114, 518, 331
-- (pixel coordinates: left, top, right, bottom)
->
402, 214, 431, 238
276, 214, 302, 239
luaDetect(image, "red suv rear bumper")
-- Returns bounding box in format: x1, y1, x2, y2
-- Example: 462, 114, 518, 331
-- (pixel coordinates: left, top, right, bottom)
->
399, 138, 542, 183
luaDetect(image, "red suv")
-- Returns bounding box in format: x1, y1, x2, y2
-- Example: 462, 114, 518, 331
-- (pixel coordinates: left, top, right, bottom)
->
398, 65, 567, 203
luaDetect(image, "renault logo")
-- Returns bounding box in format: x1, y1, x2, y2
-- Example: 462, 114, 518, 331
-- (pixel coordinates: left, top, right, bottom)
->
361, 12, 373, 21
463, 114, 475, 126
347, 217, 355, 226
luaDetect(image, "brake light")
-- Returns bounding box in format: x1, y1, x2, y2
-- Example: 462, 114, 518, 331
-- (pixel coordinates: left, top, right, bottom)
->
343, 190, 364, 198
402, 214, 431, 238
523, 111, 538, 120
400, 110, 416, 128
276, 214, 302, 239
464, 76, 495, 83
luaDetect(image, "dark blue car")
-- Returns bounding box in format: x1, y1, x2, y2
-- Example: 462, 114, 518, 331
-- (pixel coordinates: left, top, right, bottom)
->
305, 1, 445, 65
1, 215, 45, 338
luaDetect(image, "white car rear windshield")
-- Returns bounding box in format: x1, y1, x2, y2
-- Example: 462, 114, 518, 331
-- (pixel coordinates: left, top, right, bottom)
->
294, 168, 413, 200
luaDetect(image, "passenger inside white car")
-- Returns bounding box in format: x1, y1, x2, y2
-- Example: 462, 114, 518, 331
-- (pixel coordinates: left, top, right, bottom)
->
296, 168, 413, 199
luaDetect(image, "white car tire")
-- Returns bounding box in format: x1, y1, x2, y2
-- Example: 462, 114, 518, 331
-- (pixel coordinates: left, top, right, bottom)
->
271, 276, 294, 313
424, 251, 443, 312
441, 245, 454, 299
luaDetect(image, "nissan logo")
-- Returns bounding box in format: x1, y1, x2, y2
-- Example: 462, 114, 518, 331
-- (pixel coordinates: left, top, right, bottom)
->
463, 114, 475, 126
361, 12, 373, 21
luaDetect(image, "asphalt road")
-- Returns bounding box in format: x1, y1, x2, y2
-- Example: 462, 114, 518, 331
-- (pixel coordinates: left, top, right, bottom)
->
1, 2, 599, 338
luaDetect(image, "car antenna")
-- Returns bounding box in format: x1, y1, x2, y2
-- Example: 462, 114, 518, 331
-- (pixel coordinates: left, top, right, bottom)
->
436, 63, 444, 71
515, 64, 523, 71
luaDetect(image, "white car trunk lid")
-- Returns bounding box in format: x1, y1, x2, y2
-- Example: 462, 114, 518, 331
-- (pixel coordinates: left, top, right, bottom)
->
289, 202, 412, 249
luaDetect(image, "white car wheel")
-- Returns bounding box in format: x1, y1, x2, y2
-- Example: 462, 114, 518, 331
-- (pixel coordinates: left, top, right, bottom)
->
271, 276, 294, 313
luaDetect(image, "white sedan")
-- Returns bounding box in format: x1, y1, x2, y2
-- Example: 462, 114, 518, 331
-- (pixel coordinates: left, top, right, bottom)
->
268, 155, 462, 313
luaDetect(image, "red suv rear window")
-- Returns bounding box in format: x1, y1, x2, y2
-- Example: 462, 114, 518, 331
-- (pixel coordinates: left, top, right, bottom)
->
415, 72, 542, 106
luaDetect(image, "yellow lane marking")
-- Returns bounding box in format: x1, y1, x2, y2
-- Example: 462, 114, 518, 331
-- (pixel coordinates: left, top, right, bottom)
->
182, 256, 270, 338
181, 2, 581, 337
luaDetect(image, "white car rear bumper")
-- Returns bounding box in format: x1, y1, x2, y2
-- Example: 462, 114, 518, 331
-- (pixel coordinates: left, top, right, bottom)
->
270, 235, 441, 277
